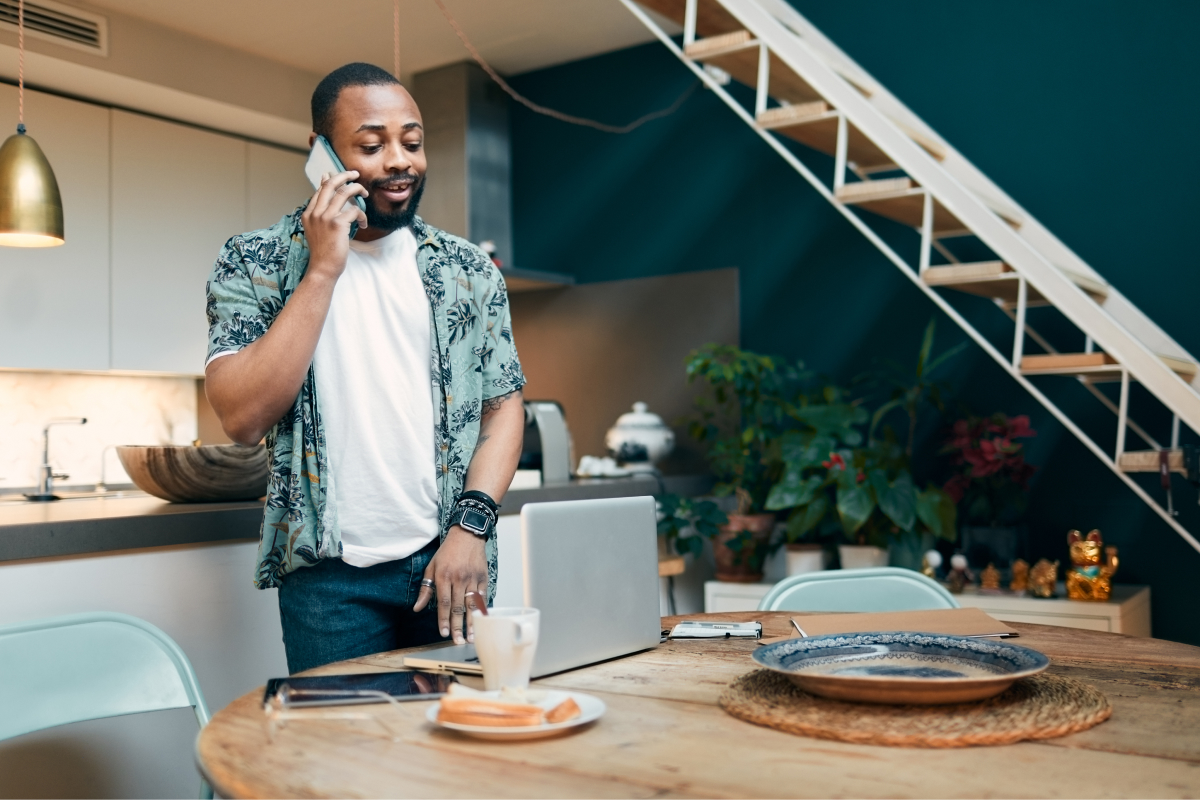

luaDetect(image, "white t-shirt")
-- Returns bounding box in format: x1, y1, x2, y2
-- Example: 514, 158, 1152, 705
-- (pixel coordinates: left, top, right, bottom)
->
313, 227, 440, 568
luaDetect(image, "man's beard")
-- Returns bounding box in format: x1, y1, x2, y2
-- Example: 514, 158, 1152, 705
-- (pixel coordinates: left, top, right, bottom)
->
364, 173, 425, 232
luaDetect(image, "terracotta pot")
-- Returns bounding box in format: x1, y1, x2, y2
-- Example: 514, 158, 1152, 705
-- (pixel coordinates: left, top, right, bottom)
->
714, 513, 775, 582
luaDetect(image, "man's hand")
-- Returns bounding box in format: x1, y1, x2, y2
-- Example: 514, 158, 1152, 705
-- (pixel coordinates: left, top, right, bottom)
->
414, 527, 488, 644
300, 170, 368, 281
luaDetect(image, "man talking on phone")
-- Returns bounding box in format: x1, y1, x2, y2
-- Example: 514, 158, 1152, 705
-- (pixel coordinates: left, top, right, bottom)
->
204, 63, 525, 674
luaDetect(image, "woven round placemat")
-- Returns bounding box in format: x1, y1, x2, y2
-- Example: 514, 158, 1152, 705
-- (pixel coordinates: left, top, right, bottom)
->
719, 670, 1111, 748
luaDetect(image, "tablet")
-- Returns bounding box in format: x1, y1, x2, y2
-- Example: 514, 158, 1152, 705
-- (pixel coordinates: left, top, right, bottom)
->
263, 670, 457, 707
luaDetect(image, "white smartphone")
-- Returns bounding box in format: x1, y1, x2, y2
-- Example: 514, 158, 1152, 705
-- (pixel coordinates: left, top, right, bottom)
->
304, 135, 367, 238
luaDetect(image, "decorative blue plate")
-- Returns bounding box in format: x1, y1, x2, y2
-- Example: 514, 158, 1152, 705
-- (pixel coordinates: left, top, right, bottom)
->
752, 632, 1050, 705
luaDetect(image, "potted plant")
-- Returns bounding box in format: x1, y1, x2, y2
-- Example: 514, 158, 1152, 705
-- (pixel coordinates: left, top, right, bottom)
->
941, 412, 1037, 567
684, 345, 803, 581
656, 493, 728, 560
768, 428, 958, 570
767, 320, 963, 570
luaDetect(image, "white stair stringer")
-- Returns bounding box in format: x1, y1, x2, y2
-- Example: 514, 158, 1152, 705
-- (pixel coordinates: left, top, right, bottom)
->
621, 0, 1200, 553
753, 0, 1200, 393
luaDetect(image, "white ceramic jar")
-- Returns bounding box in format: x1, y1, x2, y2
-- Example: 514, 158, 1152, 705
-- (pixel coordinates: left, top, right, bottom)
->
605, 402, 675, 471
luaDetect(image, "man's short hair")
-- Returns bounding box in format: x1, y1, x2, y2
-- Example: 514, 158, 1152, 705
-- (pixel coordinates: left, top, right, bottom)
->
311, 63, 402, 139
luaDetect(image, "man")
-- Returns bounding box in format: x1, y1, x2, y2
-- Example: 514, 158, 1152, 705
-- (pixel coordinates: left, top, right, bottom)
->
204, 63, 525, 674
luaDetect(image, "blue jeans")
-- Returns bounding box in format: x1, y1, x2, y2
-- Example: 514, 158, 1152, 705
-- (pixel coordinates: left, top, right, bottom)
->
277, 538, 442, 674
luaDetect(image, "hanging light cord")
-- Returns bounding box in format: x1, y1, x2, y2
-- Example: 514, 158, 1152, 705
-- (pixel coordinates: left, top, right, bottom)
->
430, 0, 698, 134
393, 0, 400, 79
17, 0, 25, 133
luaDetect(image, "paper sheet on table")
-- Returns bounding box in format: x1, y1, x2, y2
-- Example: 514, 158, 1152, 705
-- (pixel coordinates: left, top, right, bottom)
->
756, 607, 1018, 645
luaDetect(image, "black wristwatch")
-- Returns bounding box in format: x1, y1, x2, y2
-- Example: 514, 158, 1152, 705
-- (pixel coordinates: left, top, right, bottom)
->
449, 503, 495, 540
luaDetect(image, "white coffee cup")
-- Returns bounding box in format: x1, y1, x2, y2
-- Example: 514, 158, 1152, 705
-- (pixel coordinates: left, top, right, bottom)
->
472, 607, 539, 691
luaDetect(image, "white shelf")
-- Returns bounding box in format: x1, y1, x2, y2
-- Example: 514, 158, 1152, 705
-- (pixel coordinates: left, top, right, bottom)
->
703, 579, 1152, 636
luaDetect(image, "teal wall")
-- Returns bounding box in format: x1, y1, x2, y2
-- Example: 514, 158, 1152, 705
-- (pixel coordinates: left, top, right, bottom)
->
508, 0, 1200, 644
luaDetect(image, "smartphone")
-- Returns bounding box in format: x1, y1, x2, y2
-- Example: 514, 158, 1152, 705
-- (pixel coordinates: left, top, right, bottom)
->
304, 134, 367, 238
262, 670, 457, 707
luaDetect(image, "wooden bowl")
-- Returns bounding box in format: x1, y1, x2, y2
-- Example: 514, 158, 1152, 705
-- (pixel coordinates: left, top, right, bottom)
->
116, 444, 268, 503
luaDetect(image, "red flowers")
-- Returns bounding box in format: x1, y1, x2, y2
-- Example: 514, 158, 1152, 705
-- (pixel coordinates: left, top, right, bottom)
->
941, 413, 1036, 502
822, 452, 846, 470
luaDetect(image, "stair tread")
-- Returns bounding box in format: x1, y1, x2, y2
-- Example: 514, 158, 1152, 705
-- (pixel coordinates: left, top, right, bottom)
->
1118, 450, 1186, 474
686, 33, 823, 104
636, 0, 744, 39
923, 262, 1108, 304
760, 106, 896, 169
683, 30, 753, 60
836, 179, 967, 234
1022, 353, 1118, 370
1021, 352, 1197, 379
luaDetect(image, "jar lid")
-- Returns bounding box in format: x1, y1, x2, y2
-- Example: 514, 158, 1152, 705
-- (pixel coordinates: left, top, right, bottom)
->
614, 402, 667, 429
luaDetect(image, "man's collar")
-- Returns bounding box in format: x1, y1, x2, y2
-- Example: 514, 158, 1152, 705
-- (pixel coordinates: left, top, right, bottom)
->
412, 216, 439, 249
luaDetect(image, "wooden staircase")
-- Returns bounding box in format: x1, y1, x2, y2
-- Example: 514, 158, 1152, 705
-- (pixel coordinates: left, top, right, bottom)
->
622, 0, 1200, 553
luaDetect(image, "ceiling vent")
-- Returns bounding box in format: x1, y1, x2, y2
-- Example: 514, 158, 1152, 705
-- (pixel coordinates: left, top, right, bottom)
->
0, 0, 107, 56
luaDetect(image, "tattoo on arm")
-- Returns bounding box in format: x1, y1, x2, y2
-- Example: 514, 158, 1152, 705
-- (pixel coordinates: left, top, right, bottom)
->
472, 434, 491, 454
481, 389, 521, 417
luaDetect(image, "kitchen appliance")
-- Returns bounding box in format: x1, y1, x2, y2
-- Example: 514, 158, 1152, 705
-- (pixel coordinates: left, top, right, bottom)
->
519, 401, 572, 485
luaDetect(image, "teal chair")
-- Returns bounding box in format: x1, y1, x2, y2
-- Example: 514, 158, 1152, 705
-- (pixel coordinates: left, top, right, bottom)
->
757, 567, 959, 612
0, 612, 213, 799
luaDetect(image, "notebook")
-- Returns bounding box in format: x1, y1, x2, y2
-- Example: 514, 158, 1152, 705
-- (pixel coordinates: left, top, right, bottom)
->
756, 607, 1018, 645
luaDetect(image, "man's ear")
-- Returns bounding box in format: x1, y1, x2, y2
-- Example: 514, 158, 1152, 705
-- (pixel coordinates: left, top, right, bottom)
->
308, 132, 318, 148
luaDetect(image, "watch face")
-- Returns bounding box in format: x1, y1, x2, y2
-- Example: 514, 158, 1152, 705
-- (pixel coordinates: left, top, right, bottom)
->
460, 508, 489, 533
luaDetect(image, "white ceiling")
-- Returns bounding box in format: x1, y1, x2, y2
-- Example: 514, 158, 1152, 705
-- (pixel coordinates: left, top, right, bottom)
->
81, 0, 667, 79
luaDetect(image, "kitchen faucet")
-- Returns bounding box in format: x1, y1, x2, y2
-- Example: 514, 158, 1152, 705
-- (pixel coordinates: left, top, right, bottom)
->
25, 417, 87, 501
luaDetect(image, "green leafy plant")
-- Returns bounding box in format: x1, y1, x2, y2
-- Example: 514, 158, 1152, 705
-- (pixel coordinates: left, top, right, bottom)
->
764, 320, 963, 552
685, 345, 807, 514
865, 318, 968, 456
656, 494, 728, 558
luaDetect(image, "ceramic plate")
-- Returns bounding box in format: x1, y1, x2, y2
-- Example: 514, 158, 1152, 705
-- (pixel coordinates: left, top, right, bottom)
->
426, 690, 605, 741
752, 631, 1050, 705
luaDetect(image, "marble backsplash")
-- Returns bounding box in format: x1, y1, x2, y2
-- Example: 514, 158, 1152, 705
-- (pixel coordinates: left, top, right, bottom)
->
0, 371, 198, 491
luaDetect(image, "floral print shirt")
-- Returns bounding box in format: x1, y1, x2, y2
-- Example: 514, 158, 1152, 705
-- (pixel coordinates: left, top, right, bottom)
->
205, 209, 525, 593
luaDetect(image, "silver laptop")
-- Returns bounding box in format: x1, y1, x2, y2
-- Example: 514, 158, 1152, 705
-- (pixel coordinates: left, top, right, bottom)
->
404, 495, 661, 677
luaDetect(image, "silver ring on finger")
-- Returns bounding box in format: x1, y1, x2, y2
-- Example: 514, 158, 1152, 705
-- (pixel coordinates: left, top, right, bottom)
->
420, 578, 434, 588
450, 606, 466, 614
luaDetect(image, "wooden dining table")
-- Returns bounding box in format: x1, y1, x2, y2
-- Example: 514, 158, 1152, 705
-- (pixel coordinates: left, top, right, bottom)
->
197, 611, 1200, 798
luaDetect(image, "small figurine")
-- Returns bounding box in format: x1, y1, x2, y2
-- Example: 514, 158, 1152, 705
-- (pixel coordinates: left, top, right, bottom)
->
1028, 558, 1059, 598
946, 553, 972, 594
1065, 529, 1119, 602
980, 563, 1001, 591
922, 549, 943, 581
1009, 559, 1030, 593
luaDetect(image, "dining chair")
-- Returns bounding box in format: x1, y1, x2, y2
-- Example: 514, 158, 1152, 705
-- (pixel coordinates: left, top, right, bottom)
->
0, 611, 213, 799
757, 567, 959, 612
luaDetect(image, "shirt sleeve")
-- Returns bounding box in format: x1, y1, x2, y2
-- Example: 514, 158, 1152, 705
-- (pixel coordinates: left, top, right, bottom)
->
480, 270, 526, 400
205, 236, 269, 365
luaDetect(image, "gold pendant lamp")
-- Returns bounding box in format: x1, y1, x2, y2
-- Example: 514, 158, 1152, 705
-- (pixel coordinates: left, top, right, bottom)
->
0, 0, 64, 247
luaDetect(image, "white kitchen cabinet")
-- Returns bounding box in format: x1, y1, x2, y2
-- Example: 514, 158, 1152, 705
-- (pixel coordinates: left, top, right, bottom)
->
110, 110, 246, 374
0, 87, 110, 371
247, 141, 311, 231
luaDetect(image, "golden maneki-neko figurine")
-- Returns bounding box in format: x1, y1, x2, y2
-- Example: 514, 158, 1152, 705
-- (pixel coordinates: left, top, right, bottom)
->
1066, 529, 1119, 602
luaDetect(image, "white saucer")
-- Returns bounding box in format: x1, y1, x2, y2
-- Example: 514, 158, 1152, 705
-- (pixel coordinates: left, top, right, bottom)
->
426, 690, 605, 741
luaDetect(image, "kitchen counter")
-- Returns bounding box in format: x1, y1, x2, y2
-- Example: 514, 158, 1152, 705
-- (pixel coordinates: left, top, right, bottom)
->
0, 493, 264, 562
0, 474, 696, 563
